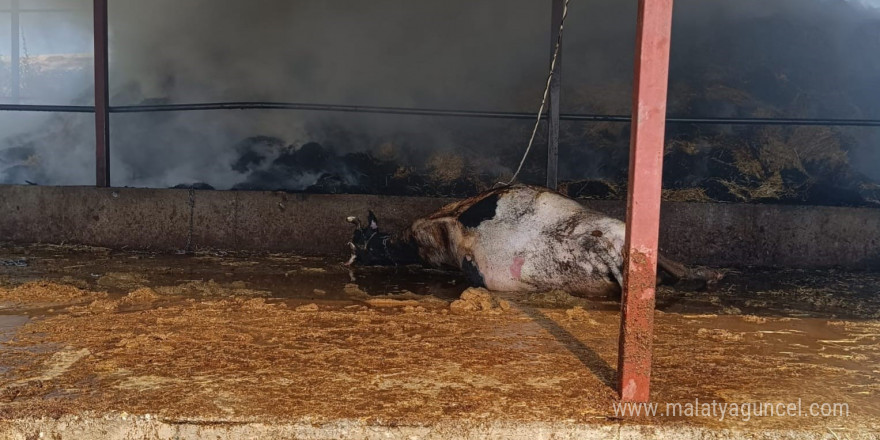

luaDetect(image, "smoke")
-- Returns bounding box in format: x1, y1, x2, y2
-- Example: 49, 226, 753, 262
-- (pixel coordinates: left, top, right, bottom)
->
103, 0, 550, 190
1, 0, 879, 191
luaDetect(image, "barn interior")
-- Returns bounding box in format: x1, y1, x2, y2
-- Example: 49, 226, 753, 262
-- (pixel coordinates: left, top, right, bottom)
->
0, 0, 879, 438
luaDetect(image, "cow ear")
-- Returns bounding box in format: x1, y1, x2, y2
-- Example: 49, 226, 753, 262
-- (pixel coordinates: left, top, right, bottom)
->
367, 210, 379, 230
346, 216, 362, 228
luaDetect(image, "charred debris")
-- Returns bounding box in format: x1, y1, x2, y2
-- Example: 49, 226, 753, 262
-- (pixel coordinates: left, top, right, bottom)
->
169, 125, 880, 207
4, 123, 880, 207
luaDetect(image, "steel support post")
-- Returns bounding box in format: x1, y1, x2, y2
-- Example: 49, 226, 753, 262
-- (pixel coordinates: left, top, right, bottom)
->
10, 0, 20, 103
94, 0, 110, 187
546, 0, 563, 190
617, 0, 674, 403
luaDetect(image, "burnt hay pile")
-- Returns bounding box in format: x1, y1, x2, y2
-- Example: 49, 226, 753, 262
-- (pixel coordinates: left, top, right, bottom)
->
658, 127, 880, 206
210, 118, 880, 207
221, 136, 495, 198
5, 119, 876, 206
209, 62, 880, 205
548, 82, 880, 206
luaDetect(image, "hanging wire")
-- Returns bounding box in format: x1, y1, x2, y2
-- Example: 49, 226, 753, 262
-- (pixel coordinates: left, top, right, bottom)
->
501, 0, 571, 186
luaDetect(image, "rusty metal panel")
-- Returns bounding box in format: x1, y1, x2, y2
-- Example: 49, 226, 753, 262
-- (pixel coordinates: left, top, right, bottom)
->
94, 0, 110, 187
618, 0, 674, 403
546, 0, 563, 190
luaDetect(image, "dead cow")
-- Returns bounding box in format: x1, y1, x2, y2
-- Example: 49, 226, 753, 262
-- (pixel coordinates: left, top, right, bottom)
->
345, 184, 720, 296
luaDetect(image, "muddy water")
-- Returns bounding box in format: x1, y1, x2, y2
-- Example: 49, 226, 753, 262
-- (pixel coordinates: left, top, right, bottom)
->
0, 315, 28, 344
0, 244, 467, 303
0, 244, 878, 431
3, 243, 879, 319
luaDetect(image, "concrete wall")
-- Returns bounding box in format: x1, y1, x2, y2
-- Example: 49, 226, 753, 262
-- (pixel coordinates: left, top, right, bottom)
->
1, 185, 878, 269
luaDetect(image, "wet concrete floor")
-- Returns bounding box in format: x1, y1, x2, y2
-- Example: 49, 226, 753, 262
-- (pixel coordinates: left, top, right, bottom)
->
0, 243, 878, 438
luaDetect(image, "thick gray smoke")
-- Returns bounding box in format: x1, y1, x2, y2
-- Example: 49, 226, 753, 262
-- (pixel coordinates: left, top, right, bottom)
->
1, 0, 879, 194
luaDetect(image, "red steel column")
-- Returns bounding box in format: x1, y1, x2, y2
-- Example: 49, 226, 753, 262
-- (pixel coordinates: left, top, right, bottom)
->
94, 0, 110, 187
618, 0, 674, 403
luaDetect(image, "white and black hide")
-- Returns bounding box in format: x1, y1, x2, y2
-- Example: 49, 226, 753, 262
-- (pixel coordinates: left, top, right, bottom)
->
345, 184, 718, 296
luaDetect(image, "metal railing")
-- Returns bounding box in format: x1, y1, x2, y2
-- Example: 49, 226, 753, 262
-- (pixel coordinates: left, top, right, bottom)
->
3, 101, 880, 127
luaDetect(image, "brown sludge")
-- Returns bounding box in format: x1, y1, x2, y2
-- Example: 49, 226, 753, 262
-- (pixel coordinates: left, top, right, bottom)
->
0, 244, 877, 436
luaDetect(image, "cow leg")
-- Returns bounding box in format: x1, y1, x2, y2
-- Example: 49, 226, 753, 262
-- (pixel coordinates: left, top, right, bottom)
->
590, 239, 624, 300
460, 255, 487, 288
657, 254, 688, 281
657, 254, 724, 290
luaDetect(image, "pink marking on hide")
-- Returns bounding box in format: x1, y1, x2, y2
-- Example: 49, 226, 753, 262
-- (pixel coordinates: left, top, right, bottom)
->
509, 257, 525, 280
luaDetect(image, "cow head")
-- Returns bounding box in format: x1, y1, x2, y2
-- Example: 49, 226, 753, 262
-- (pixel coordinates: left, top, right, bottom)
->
344, 210, 392, 266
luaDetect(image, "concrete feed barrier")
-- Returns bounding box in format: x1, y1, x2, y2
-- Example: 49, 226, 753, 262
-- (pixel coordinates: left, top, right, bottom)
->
0, 185, 878, 269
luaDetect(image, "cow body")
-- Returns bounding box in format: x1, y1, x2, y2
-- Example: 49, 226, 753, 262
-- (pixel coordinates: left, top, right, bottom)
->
346, 184, 717, 296
403, 185, 625, 296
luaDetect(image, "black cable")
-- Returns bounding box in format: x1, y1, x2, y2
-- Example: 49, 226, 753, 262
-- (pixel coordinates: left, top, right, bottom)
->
0, 104, 95, 113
